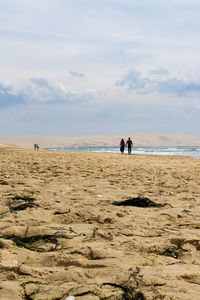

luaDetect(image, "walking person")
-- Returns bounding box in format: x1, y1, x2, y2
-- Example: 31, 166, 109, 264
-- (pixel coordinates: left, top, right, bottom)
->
120, 139, 125, 154
126, 137, 133, 155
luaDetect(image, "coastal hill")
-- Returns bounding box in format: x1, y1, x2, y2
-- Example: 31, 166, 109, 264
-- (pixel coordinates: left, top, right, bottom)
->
0, 133, 200, 148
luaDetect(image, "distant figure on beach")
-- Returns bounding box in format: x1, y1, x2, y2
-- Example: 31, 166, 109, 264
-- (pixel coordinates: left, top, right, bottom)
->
126, 137, 133, 155
36, 144, 39, 151
34, 144, 37, 150
120, 139, 125, 154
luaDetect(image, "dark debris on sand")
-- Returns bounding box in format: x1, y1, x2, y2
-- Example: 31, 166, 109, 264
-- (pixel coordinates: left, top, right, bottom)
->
113, 196, 171, 208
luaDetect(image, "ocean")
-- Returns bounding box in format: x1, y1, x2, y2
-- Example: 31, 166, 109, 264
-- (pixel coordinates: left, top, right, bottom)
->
47, 146, 200, 158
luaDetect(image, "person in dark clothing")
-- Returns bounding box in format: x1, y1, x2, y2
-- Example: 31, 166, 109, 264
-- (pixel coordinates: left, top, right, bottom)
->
126, 137, 133, 154
120, 139, 125, 154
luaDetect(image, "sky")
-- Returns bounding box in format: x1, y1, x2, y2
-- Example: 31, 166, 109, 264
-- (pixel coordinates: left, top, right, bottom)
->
0, 0, 200, 136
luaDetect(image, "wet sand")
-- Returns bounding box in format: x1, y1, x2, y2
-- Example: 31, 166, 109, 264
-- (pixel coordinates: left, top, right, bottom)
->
0, 145, 200, 299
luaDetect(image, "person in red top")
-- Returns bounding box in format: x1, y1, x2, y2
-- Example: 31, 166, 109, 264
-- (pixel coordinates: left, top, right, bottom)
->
120, 138, 125, 154
126, 137, 133, 154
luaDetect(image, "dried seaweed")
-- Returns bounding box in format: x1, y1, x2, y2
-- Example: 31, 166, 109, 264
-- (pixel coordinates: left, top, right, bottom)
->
91, 228, 98, 238
113, 196, 171, 208
10, 195, 36, 202
21, 281, 42, 300
10, 202, 38, 212
21, 281, 43, 288
160, 246, 188, 259
0, 232, 74, 252
8, 195, 39, 212
102, 282, 145, 300
54, 209, 70, 215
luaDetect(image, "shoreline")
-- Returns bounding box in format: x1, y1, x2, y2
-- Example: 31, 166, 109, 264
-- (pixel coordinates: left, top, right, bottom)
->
45, 145, 200, 159
1, 143, 200, 159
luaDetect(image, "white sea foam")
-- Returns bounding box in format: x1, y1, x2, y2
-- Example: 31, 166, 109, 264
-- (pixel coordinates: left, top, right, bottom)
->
47, 146, 200, 158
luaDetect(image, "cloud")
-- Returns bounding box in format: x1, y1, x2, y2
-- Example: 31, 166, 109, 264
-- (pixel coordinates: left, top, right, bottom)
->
70, 71, 85, 78
0, 82, 25, 107
116, 69, 151, 94
0, 77, 97, 108
116, 69, 200, 97
149, 68, 170, 75
30, 78, 53, 89
27, 78, 94, 103
158, 79, 200, 97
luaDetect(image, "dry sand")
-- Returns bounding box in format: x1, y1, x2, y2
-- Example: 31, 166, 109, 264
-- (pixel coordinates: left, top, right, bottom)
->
1, 133, 200, 148
0, 145, 200, 300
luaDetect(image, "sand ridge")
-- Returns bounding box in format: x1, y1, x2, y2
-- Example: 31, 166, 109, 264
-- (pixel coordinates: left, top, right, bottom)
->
0, 146, 200, 299
1, 132, 200, 148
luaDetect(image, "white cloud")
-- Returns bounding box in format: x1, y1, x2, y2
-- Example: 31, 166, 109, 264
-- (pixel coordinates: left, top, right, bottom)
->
70, 71, 85, 78
116, 69, 200, 97
149, 69, 170, 75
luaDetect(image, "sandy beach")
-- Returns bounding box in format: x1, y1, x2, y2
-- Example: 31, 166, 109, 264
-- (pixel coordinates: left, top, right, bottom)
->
0, 145, 200, 300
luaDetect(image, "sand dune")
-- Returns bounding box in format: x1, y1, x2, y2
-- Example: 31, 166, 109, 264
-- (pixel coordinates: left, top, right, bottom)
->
0, 146, 200, 299
0, 133, 200, 148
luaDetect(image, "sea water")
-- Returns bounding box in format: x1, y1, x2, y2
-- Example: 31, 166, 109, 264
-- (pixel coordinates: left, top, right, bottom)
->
47, 146, 200, 158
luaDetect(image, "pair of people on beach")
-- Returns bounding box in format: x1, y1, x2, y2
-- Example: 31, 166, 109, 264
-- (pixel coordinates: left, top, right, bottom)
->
120, 137, 133, 154
34, 144, 39, 151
